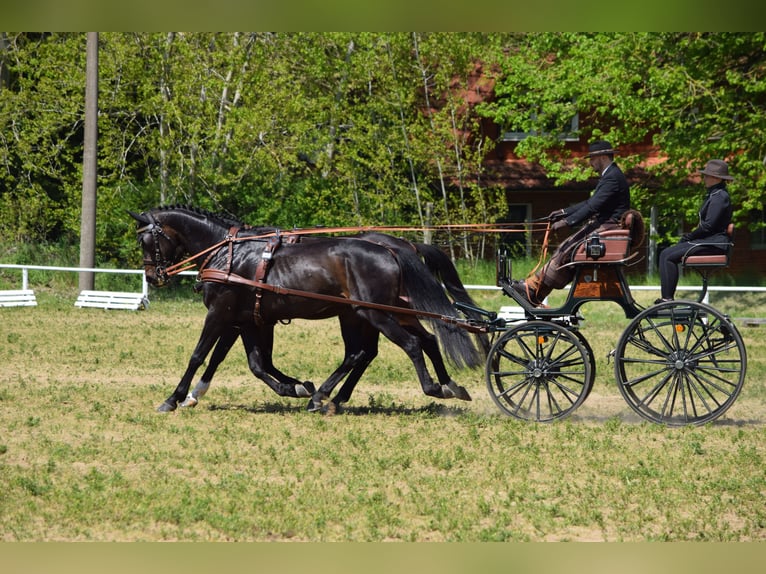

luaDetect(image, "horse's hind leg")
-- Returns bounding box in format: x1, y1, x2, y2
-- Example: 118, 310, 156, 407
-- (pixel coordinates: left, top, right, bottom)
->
240, 326, 315, 398
403, 319, 471, 401
359, 310, 449, 400
179, 327, 240, 408
310, 317, 378, 412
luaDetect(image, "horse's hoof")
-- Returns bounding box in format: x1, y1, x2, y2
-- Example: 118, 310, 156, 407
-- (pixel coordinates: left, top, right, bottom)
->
307, 392, 329, 412
321, 401, 338, 416
302, 380, 316, 394
295, 383, 313, 398
446, 381, 472, 401
156, 401, 177, 412
179, 394, 198, 408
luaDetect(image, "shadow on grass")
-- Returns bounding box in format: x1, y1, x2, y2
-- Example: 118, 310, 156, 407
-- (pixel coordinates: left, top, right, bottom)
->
206, 400, 472, 417
570, 410, 764, 427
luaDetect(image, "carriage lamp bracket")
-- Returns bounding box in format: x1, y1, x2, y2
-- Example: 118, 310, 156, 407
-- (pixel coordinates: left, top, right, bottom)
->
586, 234, 606, 259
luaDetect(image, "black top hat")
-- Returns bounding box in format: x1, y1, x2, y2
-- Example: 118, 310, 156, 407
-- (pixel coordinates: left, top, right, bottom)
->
699, 159, 734, 181
585, 140, 616, 158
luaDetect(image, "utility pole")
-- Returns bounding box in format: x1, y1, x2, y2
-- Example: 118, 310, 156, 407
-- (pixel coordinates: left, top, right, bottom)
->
79, 32, 98, 291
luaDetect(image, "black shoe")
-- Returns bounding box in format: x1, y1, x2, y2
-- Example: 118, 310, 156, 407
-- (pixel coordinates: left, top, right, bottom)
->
509, 280, 529, 302
511, 280, 541, 307
654, 297, 673, 305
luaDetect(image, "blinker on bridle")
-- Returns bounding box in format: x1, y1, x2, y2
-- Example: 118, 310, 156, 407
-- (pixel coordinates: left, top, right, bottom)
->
136, 213, 175, 285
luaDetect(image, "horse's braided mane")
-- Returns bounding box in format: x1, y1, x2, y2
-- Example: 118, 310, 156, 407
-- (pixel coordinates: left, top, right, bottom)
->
153, 204, 248, 229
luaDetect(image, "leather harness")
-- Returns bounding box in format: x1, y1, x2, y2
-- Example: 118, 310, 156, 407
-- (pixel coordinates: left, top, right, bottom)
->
193, 231, 479, 330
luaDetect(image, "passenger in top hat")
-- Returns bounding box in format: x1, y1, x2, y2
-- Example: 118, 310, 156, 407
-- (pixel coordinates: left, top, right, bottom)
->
656, 159, 734, 303
511, 139, 631, 307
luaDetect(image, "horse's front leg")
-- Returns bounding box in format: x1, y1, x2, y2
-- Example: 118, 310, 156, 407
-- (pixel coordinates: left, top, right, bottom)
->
257, 323, 314, 389
157, 314, 224, 412
179, 327, 240, 408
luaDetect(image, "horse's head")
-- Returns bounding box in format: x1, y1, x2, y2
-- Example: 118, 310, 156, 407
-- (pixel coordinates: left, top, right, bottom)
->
130, 210, 185, 287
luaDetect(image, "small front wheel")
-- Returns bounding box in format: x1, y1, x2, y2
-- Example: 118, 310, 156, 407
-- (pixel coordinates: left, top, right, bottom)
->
613, 300, 746, 426
486, 321, 593, 422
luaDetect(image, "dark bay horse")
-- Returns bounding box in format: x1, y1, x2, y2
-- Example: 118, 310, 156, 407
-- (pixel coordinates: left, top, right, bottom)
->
131, 206, 484, 412
179, 231, 490, 414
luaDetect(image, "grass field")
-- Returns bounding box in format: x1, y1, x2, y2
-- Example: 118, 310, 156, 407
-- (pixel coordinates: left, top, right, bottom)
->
1, 284, 765, 541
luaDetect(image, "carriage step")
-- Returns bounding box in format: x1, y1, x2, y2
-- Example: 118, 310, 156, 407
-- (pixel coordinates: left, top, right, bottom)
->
498, 306, 525, 320
74, 290, 148, 311
0, 289, 37, 307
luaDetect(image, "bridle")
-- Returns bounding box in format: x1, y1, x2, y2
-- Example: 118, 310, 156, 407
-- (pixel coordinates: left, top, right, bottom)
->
136, 212, 177, 286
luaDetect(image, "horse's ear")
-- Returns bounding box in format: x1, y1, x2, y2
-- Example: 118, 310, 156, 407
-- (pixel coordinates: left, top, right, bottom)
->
128, 210, 150, 225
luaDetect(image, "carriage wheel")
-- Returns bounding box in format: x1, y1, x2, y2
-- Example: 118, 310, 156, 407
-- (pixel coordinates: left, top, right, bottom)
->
613, 300, 746, 426
486, 321, 593, 422
572, 329, 597, 401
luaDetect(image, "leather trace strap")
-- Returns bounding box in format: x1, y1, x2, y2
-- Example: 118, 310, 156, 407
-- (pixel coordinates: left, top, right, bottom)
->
197, 267, 486, 333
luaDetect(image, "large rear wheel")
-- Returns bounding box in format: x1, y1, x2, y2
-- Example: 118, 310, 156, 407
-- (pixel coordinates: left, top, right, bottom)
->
613, 300, 746, 426
486, 321, 593, 422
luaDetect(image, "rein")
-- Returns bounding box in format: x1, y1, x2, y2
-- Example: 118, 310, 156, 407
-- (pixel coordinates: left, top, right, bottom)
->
137, 215, 549, 332
527, 220, 553, 279
159, 222, 548, 280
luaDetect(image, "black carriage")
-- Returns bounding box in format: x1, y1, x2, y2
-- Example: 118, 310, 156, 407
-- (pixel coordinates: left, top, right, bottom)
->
480, 214, 746, 427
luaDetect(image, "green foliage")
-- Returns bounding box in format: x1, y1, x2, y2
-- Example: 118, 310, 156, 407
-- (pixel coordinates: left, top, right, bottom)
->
2, 33, 766, 267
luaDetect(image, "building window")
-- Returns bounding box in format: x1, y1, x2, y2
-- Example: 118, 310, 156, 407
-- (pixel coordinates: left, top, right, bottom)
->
501, 110, 579, 142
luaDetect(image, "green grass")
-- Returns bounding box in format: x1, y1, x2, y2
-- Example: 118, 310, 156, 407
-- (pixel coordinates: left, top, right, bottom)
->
1, 284, 766, 541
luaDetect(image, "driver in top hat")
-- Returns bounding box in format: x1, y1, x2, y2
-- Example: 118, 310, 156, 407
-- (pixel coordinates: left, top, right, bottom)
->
511, 140, 631, 307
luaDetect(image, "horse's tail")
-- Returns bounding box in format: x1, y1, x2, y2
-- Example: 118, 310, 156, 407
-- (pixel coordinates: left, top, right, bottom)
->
395, 247, 485, 370
413, 243, 491, 355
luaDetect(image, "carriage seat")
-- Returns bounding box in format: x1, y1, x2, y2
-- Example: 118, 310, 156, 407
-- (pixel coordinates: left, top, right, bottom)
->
681, 223, 735, 268
571, 210, 645, 264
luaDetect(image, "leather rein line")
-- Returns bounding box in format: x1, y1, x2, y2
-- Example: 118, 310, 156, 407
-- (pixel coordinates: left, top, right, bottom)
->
160, 222, 548, 280
198, 267, 485, 332
153, 225, 502, 333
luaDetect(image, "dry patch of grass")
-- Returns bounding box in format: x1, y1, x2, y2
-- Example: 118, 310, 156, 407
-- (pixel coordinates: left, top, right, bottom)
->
1, 292, 765, 541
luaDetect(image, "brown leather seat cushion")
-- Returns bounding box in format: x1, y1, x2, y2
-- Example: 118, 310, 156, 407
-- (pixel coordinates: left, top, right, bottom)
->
683, 254, 728, 266
572, 230, 631, 262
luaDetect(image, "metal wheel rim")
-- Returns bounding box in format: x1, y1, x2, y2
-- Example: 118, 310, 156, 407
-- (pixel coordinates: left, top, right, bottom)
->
614, 300, 747, 426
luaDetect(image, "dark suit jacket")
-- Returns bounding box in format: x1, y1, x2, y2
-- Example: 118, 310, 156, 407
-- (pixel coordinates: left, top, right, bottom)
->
563, 162, 631, 227
684, 184, 732, 245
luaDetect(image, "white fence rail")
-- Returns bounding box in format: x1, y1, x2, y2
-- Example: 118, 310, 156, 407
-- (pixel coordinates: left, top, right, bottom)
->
2, 263, 765, 313
0, 289, 37, 308
0, 264, 170, 310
